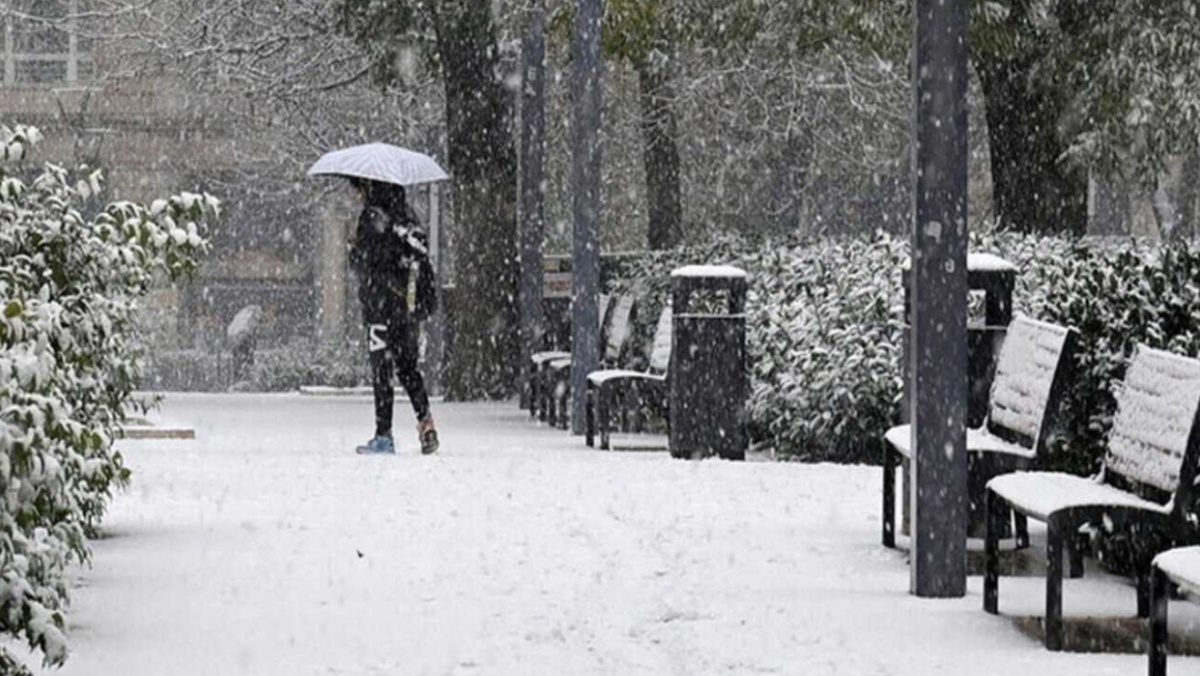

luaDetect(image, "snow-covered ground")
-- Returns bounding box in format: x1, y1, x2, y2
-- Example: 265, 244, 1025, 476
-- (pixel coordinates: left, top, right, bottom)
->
23, 393, 1200, 675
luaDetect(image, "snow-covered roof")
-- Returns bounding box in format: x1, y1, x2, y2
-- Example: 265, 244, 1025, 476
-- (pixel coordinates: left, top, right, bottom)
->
670, 264, 747, 278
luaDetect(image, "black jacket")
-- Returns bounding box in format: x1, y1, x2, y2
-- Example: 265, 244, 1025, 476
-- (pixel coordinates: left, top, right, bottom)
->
349, 206, 435, 325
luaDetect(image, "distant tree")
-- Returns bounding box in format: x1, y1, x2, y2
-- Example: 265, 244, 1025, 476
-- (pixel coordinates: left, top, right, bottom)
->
666, 0, 1200, 238
813, 0, 1200, 237
595, 0, 763, 249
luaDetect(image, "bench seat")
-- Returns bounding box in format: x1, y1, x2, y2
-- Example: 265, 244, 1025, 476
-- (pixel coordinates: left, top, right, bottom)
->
531, 350, 571, 365
882, 315, 1077, 549
1151, 546, 1200, 675
884, 425, 1037, 461
988, 472, 1172, 522
985, 344, 1200, 652
1154, 546, 1200, 596
587, 369, 665, 386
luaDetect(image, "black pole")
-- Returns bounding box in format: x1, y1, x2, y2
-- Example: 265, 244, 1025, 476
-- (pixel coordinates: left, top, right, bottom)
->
910, 0, 969, 597
518, 0, 547, 408
569, 0, 603, 435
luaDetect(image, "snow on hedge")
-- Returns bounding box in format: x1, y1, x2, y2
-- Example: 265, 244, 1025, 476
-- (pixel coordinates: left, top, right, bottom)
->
0, 123, 217, 668
607, 230, 1078, 463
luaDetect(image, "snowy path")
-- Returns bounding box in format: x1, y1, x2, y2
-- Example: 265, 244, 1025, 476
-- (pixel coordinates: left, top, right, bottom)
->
27, 394, 1200, 675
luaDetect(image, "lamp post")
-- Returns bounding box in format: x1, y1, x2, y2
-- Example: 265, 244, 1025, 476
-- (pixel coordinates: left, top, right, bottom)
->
569, 0, 603, 435
909, 0, 970, 598
519, 0, 547, 408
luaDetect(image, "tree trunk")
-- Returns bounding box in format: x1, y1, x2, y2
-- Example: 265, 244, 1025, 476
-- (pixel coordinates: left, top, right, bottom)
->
518, 0, 547, 408
636, 63, 683, 250
975, 53, 1088, 236
431, 0, 520, 399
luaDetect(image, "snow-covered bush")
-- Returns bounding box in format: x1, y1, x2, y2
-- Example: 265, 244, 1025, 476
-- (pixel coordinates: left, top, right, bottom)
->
250, 339, 368, 391
746, 234, 908, 461
607, 233, 905, 461
0, 124, 216, 667
139, 349, 225, 392
608, 230, 1078, 462
610, 230, 1200, 471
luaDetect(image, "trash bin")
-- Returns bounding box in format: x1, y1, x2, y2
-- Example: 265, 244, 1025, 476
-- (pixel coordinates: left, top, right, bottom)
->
902, 252, 1016, 428
900, 252, 1017, 537
668, 265, 749, 461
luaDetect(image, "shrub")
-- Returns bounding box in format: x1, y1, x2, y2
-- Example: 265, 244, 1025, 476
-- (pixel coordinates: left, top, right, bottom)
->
0, 124, 216, 667
746, 233, 907, 462
139, 349, 225, 392
607, 230, 1082, 462
250, 339, 368, 391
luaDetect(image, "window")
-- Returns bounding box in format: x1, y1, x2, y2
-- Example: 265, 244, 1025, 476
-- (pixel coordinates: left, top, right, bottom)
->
2, 0, 92, 86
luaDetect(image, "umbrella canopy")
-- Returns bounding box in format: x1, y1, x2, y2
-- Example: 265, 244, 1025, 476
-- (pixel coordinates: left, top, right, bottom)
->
307, 143, 449, 187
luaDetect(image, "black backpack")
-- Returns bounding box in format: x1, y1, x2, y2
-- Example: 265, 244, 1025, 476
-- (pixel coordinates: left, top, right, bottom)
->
411, 251, 437, 321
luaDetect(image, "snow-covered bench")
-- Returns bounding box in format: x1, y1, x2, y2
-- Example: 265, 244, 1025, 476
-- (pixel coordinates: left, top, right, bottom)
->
984, 345, 1200, 651
1150, 546, 1200, 676
585, 304, 672, 450
882, 315, 1078, 548
527, 293, 611, 419
541, 294, 637, 427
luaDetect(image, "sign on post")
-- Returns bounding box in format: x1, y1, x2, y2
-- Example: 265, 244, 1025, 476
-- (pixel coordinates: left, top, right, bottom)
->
542, 257, 573, 299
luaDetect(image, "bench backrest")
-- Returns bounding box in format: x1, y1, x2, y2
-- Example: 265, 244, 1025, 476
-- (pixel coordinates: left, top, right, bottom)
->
647, 305, 673, 374
1104, 345, 1200, 511
986, 315, 1077, 457
597, 293, 612, 338
604, 295, 636, 363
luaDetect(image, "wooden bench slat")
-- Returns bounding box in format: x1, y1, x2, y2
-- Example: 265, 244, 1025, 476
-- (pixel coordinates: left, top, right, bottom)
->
605, 295, 635, 362
987, 317, 1072, 444
1107, 347, 1200, 494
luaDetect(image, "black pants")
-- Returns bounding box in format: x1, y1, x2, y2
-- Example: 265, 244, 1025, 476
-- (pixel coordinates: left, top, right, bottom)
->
368, 321, 431, 436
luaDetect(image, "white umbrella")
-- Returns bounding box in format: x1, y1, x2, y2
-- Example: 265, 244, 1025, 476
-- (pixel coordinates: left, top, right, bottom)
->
307, 143, 449, 187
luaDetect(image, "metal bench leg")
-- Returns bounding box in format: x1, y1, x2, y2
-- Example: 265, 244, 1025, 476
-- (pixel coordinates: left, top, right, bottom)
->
1137, 571, 1153, 619
882, 443, 896, 548
1067, 531, 1086, 579
556, 380, 570, 430
598, 384, 612, 450
1045, 522, 1065, 651
529, 368, 539, 417
631, 382, 644, 433
539, 372, 551, 423
1014, 512, 1030, 550
585, 385, 595, 447
984, 489, 1002, 614
1150, 567, 1170, 676
619, 389, 629, 433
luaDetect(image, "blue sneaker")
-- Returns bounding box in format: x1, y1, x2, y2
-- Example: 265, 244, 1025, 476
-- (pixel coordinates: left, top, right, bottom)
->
356, 434, 395, 455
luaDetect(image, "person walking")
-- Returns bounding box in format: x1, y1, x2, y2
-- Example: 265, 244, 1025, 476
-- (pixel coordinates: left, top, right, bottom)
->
349, 179, 439, 455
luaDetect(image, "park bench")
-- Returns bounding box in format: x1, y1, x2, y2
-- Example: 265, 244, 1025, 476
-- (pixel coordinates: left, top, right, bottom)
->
984, 345, 1200, 651
541, 294, 636, 427
584, 304, 672, 450
527, 293, 610, 419
882, 315, 1078, 548
1150, 545, 1200, 676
